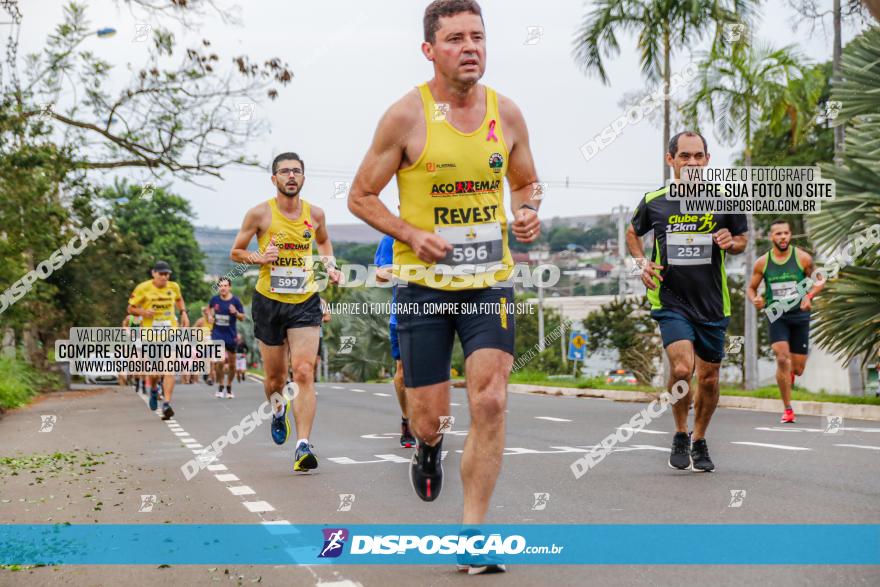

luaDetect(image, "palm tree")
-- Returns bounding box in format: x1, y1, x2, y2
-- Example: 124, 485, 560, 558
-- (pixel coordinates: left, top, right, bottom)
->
810, 26, 880, 370
573, 0, 759, 182
684, 40, 814, 389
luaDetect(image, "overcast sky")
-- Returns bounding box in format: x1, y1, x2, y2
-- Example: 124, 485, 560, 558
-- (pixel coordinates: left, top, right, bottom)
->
21, 0, 868, 228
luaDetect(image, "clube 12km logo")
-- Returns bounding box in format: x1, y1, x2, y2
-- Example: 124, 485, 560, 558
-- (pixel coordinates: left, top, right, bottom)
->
317, 528, 530, 558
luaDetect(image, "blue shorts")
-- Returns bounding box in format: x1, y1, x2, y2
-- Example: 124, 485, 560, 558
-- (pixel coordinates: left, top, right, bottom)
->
651, 309, 730, 364
390, 322, 400, 361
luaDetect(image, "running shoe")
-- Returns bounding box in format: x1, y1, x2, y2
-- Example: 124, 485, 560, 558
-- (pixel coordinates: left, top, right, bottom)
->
455, 531, 506, 574
270, 398, 291, 445
149, 387, 159, 411
161, 403, 174, 421
410, 437, 443, 501
690, 438, 715, 472
225, 387, 235, 399
457, 555, 507, 575
400, 418, 415, 448
215, 386, 224, 398
668, 431, 691, 470
293, 441, 318, 472
781, 408, 796, 423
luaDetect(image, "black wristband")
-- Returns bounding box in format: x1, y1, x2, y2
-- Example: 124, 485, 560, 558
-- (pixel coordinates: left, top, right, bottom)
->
519, 204, 538, 212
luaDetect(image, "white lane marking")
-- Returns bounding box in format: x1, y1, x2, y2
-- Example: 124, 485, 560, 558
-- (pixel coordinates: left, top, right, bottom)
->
535, 416, 572, 422
616, 427, 667, 435
327, 452, 447, 465
184, 443, 203, 449
731, 441, 811, 451
173, 432, 190, 437
215, 473, 240, 482
228, 485, 256, 496
373, 392, 391, 397
835, 444, 880, 451
450, 402, 461, 406
317, 581, 364, 587
243, 501, 275, 513
756, 426, 880, 433
206, 464, 228, 472
352, 388, 366, 392
331, 386, 344, 390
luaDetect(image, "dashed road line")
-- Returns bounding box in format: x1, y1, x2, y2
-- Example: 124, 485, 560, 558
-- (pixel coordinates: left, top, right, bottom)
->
731, 441, 812, 451
352, 388, 366, 392
834, 444, 880, 451
373, 392, 391, 397
535, 416, 572, 422
228, 485, 256, 496
243, 501, 275, 513
215, 473, 240, 482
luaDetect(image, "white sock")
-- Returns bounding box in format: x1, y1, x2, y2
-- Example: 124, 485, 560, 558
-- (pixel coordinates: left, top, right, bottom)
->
296, 438, 309, 448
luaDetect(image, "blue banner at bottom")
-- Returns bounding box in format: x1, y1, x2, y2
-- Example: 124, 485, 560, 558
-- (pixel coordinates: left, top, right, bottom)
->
1, 524, 878, 565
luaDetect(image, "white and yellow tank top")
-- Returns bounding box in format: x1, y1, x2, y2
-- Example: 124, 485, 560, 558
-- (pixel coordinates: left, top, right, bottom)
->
394, 83, 513, 290
255, 198, 316, 304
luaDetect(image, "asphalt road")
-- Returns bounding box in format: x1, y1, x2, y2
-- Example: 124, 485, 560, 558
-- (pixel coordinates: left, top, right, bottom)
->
1, 378, 878, 586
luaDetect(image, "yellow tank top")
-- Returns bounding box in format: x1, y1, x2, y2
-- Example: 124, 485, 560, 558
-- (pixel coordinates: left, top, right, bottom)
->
394, 83, 513, 290
255, 198, 316, 304
128, 280, 182, 328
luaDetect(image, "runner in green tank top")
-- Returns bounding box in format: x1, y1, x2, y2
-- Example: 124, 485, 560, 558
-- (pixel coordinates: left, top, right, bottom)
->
747, 219, 823, 423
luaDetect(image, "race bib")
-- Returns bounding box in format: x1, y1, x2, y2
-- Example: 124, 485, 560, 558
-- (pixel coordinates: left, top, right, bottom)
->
214, 314, 230, 327
666, 233, 712, 266
770, 280, 799, 302
435, 222, 503, 267
152, 320, 172, 328
270, 266, 307, 294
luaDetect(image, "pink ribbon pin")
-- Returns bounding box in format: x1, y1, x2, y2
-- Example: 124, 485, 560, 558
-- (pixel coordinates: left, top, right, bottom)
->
486, 119, 498, 142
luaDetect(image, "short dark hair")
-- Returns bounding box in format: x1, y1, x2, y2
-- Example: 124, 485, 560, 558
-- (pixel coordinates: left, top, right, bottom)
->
217, 277, 231, 287
668, 131, 708, 157
271, 152, 304, 175
424, 0, 483, 43
770, 218, 790, 230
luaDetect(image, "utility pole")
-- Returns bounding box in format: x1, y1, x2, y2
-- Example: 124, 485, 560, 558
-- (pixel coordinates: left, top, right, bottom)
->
611, 205, 629, 296
529, 248, 550, 350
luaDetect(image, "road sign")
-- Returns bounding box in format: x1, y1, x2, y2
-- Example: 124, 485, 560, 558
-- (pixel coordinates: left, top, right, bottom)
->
568, 332, 587, 361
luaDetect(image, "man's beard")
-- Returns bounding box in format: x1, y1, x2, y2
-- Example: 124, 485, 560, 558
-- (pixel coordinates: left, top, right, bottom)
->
775, 241, 789, 251
279, 184, 299, 197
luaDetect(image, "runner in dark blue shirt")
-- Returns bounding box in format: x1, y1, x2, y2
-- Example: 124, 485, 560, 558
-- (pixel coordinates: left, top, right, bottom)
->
210, 277, 246, 398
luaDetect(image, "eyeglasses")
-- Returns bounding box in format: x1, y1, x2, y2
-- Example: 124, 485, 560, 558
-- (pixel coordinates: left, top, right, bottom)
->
275, 168, 304, 177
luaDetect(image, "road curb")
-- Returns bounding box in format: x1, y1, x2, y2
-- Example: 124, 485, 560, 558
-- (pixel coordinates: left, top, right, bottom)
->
507, 383, 880, 422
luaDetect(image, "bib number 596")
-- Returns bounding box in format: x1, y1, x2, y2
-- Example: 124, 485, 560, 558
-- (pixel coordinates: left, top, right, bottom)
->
452, 244, 488, 263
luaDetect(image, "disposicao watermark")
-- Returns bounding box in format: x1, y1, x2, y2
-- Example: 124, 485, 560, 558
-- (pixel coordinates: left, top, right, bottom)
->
570, 380, 690, 478
0, 216, 111, 315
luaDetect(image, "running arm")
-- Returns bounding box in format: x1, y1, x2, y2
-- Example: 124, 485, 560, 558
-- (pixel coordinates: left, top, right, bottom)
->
746, 256, 766, 309
500, 96, 541, 244
348, 99, 451, 263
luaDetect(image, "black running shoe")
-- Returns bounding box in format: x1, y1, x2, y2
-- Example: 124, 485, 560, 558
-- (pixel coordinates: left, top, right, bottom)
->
690, 438, 715, 472
410, 437, 443, 501
400, 418, 415, 448
668, 431, 691, 470
161, 403, 174, 421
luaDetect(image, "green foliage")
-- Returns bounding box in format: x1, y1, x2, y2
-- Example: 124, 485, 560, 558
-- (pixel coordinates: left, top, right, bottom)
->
323, 288, 393, 382
0, 355, 60, 410
582, 297, 661, 384
334, 242, 381, 267
513, 296, 568, 375
810, 26, 880, 363
103, 179, 211, 304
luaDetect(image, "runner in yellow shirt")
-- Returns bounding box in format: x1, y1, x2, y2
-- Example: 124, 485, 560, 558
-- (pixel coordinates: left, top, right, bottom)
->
127, 261, 190, 420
